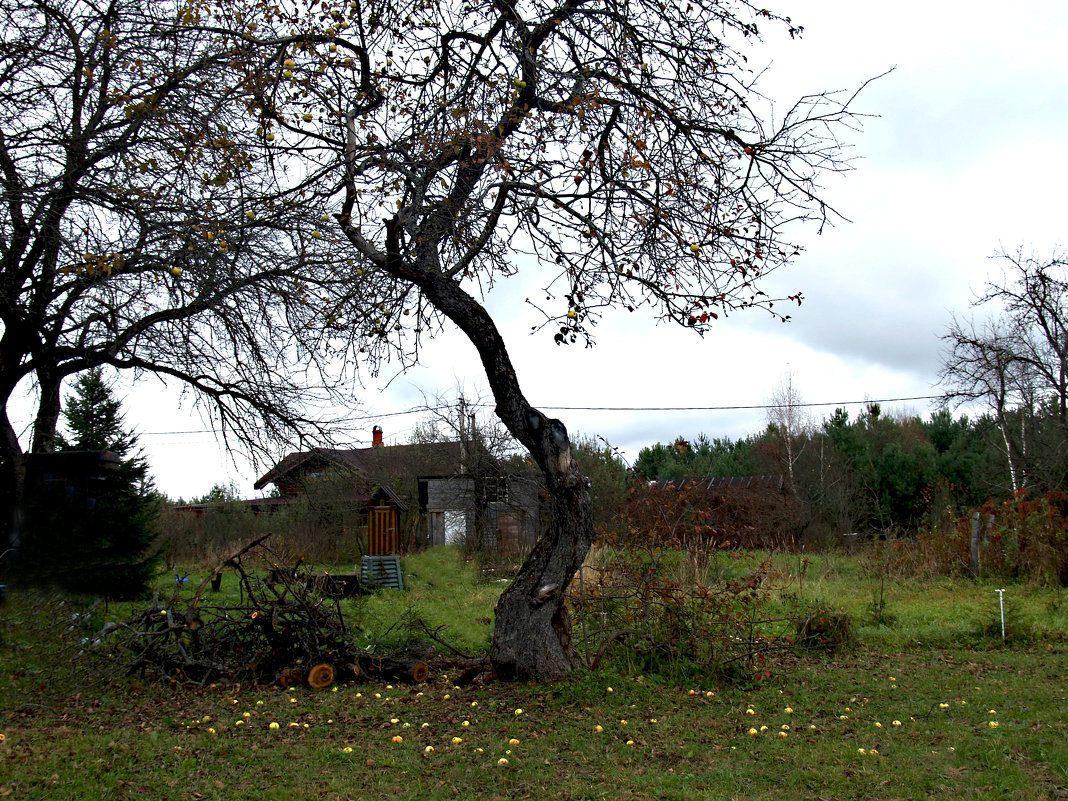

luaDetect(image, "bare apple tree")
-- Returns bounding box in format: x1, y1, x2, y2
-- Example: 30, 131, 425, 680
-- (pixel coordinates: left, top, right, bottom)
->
4, 0, 867, 677
197, 0, 870, 678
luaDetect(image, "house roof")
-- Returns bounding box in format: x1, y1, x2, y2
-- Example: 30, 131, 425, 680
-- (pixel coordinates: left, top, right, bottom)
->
253, 442, 464, 491
174, 496, 291, 513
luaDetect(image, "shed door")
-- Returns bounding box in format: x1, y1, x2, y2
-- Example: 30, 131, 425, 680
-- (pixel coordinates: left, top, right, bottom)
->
497, 512, 520, 556
368, 505, 398, 555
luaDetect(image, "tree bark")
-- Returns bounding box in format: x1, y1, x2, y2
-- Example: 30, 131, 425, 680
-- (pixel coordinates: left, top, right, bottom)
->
0, 406, 26, 559
490, 474, 593, 679
354, 229, 595, 679
31, 369, 62, 453
997, 410, 1019, 495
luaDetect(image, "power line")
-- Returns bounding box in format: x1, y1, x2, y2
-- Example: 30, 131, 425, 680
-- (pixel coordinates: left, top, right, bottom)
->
137, 429, 217, 436
539, 395, 941, 412
137, 394, 943, 437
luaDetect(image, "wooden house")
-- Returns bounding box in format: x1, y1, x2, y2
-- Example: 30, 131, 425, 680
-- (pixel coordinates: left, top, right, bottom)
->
253, 427, 542, 555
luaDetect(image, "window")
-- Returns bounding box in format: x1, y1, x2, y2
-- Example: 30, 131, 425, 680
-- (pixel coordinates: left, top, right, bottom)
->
484, 476, 509, 504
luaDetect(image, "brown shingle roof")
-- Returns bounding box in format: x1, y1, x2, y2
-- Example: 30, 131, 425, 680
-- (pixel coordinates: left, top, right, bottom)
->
253, 442, 464, 490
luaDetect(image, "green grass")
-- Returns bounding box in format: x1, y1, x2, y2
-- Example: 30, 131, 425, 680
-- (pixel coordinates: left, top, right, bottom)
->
1, 546, 1066, 799
1, 646, 1064, 799
757, 549, 1068, 649
356, 547, 502, 655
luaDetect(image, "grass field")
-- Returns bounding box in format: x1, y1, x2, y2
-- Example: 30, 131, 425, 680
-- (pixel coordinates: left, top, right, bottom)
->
1, 547, 1065, 800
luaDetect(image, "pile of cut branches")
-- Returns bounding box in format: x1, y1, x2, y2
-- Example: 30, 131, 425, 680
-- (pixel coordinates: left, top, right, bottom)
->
92, 536, 428, 687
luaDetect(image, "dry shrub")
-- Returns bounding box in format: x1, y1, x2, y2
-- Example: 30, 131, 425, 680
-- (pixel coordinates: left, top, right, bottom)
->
860, 536, 926, 584
795, 609, 854, 651
157, 497, 367, 569
605, 480, 806, 555
917, 491, 1068, 585
571, 477, 807, 683
156, 503, 268, 567
915, 505, 972, 577
569, 543, 793, 684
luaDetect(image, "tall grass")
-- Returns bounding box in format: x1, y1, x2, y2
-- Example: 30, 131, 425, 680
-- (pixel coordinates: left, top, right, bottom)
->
755, 547, 1067, 649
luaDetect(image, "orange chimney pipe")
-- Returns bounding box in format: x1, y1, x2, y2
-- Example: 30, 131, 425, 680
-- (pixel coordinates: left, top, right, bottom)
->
372, 425, 383, 447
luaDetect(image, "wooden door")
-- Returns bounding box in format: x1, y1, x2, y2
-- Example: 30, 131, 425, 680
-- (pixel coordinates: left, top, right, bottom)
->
367, 504, 398, 555
496, 512, 520, 556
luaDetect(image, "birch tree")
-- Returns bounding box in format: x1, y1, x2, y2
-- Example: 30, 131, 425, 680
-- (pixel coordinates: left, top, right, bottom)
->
940, 250, 1068, 493
765, 372, 810, 493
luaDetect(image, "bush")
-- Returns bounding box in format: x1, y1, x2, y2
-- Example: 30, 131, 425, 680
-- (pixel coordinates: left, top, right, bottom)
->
917, 491, 1068, 585
156, 492, 366, 569
795, 609, 854, 651
570, 543, 794, 684
156, 501, 269, 567
605, 478, 806, 555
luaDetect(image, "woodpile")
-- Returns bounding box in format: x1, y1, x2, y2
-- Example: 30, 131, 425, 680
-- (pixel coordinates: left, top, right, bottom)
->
96, 535, 427, 687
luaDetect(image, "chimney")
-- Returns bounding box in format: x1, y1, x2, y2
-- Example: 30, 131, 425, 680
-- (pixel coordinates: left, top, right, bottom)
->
372, 425, 383, 448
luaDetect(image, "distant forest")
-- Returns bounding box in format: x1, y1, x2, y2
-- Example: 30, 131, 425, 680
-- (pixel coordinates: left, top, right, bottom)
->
632, 401, 1068, 537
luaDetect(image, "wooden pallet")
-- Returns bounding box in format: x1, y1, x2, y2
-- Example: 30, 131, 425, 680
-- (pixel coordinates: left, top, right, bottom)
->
360, 555, 404, 591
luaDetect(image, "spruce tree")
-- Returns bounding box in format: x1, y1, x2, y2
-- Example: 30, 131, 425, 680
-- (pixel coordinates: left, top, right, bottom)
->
30, 369, 159, 598
58, 369, 137, 456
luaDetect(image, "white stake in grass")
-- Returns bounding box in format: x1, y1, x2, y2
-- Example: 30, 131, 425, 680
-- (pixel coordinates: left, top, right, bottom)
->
995, 588, 1006, 639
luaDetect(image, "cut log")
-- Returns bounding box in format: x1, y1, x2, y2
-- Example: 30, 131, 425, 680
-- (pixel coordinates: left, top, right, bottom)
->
355, 655, 429, 684
277, 670, 302, 689
307, 663, 335, 689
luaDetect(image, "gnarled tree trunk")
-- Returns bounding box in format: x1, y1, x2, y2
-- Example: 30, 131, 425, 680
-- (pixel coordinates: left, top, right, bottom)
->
490, 468, 593, 678
358, 239, 595, 679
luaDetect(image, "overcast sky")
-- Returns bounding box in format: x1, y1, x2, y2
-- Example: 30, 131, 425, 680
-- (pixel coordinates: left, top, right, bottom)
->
14, 0, 1068, 500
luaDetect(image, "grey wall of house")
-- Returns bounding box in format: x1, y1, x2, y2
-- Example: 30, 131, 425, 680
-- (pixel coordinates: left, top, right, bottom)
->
424, 476, 471, 547
423, 476, 542, 553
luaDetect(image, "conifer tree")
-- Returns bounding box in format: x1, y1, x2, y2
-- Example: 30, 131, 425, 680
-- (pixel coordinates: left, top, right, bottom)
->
26, 369, 159, 598
58, 369, 137, 456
